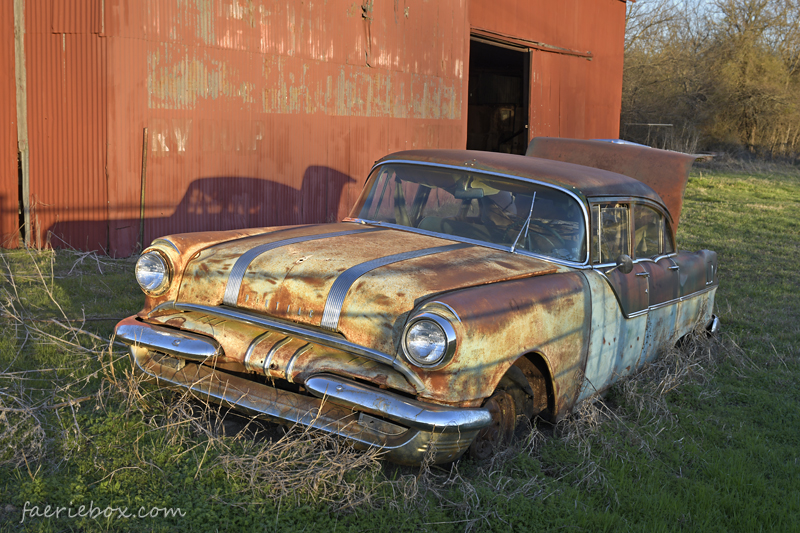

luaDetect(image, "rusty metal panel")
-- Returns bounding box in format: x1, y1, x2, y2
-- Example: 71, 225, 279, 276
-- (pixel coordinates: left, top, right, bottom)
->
529, 50, 560, 138
102, 0, 468, 256
525, 138, 697, 227
52, 0, 102, 34
25, 0, 108, 250
0, 1, 18, 247
471, 0, 626, 140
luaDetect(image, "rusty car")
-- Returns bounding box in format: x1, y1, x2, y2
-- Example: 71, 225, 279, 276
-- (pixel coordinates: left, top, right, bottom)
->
115, 138, 720, 464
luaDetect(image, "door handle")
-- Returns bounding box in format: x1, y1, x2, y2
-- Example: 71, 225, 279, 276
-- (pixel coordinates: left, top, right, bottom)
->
668, 265, 680, 271
635, 272, 650, 277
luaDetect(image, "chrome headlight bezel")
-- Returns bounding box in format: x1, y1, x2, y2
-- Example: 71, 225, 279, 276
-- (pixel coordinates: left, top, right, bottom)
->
135, 250, 172, 296
402, 312, 457, 369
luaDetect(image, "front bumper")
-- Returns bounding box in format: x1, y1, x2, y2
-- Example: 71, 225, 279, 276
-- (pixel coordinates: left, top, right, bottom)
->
115, 317, 492, 464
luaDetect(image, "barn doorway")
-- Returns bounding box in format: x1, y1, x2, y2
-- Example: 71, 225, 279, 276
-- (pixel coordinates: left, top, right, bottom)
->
466, 38, 530, 155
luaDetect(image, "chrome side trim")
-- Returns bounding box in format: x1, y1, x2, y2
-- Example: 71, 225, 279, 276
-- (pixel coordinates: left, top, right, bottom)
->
707, 315, 721, 335
222, 227, 383, 306
263, 336, 291, 374
152, 302, 426, 392
151, 238, 180, 254
421, 301, 462, 323
115, 318, 220, 360
243, 331, 272, 372
588, 269, 718, 318
285, 343, 311, 383
305, 374, 492, 432
648, 285, 718, 312
320, 243, 471, 331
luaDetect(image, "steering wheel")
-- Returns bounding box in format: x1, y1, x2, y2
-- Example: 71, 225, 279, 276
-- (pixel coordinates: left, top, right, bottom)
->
505, 219, 566, 252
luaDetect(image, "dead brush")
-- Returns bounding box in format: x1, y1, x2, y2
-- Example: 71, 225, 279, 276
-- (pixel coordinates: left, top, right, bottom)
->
109, 365, 389, 511
0, 249, 132, 470
389, 444, 548, 533
551, 324, 744, 484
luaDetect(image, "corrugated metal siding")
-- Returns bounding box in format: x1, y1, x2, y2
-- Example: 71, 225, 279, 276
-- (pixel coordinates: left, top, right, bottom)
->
52, 0, 102, 34
9, 0, 624, 255
104, 0, 468, 256
26, 0, 108, 250
470, 0, 626, 140
0, 2, 19, 247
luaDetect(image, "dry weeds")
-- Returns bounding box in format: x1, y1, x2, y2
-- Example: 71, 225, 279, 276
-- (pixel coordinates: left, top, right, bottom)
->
0, 248, 746, 521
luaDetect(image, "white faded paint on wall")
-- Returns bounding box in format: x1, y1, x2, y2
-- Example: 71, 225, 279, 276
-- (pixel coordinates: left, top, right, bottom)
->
147, 47, 462, 120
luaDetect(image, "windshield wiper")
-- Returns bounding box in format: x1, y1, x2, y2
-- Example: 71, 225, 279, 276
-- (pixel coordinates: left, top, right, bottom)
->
510, 191, 536, 254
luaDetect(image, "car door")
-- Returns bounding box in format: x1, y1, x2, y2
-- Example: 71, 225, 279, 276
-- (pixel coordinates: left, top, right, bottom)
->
579, 201, 648, 401
634, 203, 680, 367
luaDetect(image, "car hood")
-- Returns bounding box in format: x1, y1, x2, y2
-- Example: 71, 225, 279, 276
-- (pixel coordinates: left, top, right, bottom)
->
176, 223, 560, 353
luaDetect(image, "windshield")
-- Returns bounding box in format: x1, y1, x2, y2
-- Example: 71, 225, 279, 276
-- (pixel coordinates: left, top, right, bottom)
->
350, 163, 587, 263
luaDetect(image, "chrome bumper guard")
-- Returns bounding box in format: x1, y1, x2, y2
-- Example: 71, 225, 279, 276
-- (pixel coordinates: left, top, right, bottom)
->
706, 315, 721, 335
115, 318, 491, 464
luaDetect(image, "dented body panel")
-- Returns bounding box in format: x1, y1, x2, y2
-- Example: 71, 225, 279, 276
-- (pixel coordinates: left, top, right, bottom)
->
116, 144, 718, 464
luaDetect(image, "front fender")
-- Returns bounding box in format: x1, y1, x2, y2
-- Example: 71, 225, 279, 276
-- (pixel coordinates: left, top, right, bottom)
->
411, 272, 591, 413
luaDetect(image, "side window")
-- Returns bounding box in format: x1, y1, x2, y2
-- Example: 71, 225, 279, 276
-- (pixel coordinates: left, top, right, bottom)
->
591, 203, 630, 264
634, 204, 673, 258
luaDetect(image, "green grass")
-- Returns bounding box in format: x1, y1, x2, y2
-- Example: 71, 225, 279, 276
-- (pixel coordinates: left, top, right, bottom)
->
1, 162, 799, 532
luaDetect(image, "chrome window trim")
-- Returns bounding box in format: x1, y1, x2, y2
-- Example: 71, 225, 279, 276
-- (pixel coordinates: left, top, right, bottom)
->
148, 301, 425, 392
344, 218, 590, 270
590, 252, 678, 269
587, 196, 673, 223
588, 198, 678, 263
320, 243, 471, 331
222, 227, 384, 306
356, 159, 592, 266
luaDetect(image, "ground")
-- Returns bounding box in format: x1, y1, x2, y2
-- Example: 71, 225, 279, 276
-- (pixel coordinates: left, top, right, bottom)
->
0, 159, 798, 532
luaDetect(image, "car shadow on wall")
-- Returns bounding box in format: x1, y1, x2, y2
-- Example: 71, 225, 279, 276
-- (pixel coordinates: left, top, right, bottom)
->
47, 166, 357, 257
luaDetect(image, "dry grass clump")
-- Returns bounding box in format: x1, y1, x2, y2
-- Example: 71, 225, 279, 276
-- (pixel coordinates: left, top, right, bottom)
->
0, 249, 121, 469
551, 325, 746, 481
0, 247, 750, 520
384, 442, 548, 533
216, 422, 385, 510
110, 366, 388, 511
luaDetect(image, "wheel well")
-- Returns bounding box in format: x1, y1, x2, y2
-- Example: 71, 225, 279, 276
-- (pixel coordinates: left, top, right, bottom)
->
511, 353, 555, 420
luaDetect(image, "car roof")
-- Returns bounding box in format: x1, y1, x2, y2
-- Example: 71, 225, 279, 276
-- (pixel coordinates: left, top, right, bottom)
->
374, 149, 666, 208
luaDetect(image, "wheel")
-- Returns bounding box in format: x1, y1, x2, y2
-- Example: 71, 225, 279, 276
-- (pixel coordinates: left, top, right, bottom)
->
527, 220, 566, 248
468, 367, 536, 460
469, 390, 516, 460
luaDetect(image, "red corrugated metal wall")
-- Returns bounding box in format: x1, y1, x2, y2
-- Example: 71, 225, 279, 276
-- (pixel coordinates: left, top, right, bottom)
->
2, 0, 626, 255
25, 0, 107, 250
470, 0, 626, 140
103, 0, 469, 256
0, 2, 19, 247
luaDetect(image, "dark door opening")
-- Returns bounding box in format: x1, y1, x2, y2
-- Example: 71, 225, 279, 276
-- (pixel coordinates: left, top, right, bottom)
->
466, 39, 530, 155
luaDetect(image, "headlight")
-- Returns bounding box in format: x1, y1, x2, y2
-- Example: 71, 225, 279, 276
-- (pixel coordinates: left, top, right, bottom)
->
402, 312, 457, 368
135, 251, 171, 294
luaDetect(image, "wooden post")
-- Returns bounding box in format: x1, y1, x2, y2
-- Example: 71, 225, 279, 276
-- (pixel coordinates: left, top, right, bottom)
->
139, 127, 148, 252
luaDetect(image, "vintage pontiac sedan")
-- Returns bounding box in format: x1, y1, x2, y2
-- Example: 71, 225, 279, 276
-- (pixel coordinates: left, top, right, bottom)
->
115, 138, 719, 464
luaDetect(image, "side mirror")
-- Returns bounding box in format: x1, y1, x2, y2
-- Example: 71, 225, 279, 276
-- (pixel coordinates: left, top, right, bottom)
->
605, 254, 633, 275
